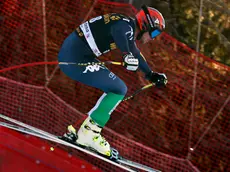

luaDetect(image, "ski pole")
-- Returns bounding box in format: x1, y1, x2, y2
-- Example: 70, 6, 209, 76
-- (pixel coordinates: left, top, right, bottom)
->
58, 61, 154, 101
123, 83, 154, 101
58, 61, 124, 66
0, 61, 124, 73
59, 61, 155, 101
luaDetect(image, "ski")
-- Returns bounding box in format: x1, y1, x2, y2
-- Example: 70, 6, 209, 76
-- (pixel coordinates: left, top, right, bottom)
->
0, 114, 160, 172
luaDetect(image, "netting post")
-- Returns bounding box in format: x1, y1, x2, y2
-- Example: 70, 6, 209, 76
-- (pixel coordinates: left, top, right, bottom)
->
187, 0, 204, 160
82, 0, 98, 23
42, 0, 48, 82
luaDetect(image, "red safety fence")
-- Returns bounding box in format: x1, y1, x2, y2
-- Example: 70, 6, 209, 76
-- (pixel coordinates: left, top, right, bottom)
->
0, 126, 102, 172
0, 0, 229, 172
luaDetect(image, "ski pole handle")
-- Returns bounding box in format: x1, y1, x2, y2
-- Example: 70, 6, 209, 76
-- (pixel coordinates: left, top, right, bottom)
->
58, 61, 124, 66
123, 83, 154, 101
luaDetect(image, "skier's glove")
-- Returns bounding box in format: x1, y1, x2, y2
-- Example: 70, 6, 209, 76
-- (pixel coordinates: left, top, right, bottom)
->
146, 71, 168, 88
123, 53, 139, 71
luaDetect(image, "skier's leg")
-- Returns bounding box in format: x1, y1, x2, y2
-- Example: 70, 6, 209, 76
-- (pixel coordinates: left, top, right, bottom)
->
75, 64, 127, 155
61, 62, 127, 156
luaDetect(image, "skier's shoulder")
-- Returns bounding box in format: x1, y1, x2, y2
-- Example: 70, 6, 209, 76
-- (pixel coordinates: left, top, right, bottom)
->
105, 13, 134, 25
109, 14, 135, 32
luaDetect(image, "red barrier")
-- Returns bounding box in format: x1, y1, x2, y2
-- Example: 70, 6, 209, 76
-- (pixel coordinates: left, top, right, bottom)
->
0, 126, 101, 172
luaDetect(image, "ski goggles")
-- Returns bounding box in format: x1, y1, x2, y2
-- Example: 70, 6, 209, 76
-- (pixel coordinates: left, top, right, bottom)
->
150, 29, 162, 39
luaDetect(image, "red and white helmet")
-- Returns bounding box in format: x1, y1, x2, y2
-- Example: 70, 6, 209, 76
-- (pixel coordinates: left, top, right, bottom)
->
135, 5, 165, 39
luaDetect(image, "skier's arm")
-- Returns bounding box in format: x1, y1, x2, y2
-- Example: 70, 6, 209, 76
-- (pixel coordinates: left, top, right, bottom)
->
111, 21, 167, 87
110, 21, 151, 74
129, 42, 152, 74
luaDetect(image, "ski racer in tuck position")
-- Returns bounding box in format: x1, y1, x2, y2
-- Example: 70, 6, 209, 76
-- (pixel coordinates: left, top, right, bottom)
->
58, 5, 168, 156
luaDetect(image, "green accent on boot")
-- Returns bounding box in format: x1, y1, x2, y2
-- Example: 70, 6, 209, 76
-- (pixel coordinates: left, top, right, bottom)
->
90, 92, 124, 127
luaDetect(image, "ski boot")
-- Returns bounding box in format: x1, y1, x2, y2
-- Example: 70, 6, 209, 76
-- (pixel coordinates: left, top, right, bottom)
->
64, 116, 111, 157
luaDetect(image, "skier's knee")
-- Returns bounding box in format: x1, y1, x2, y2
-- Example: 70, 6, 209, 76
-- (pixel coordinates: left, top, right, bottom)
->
120, 84, 127, 95
113, 84, 127, 96
105, 78, 127, 96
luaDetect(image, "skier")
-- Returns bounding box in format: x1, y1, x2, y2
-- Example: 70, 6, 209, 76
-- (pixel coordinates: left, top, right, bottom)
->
58, 5, 167, 156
